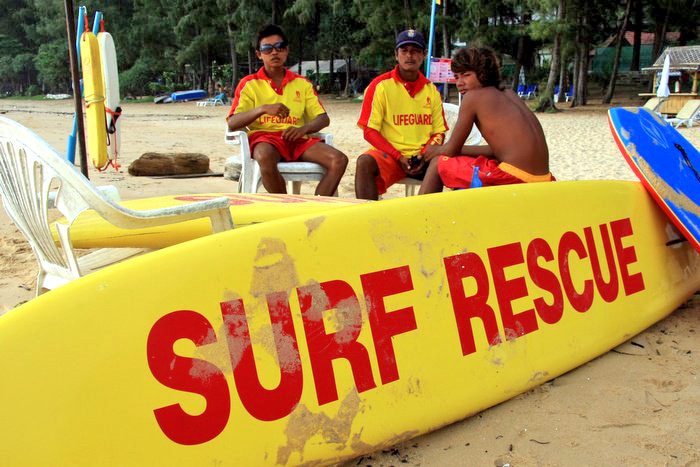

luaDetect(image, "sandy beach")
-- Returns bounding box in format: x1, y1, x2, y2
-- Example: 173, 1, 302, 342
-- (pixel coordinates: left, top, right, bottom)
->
0, 96, 698, 465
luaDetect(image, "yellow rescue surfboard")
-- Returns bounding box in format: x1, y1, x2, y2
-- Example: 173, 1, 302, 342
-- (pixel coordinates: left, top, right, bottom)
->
79, 30, 108, 170
1, 181, 699, 466
60, 193, 366, 249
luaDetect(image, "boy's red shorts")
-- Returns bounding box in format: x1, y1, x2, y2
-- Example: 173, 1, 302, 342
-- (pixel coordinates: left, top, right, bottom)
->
438, 155, 555, 189
248, 131, 322, 161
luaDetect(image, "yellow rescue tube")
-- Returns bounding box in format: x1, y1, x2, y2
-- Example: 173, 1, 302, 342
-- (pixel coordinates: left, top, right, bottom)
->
79, 31, 108, 170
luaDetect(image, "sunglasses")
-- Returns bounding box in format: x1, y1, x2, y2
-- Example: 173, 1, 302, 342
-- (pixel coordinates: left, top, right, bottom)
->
259, 41, 288, 54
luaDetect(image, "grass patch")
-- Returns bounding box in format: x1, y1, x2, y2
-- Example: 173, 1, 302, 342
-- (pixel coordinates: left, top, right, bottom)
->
123, 96, 155, 103
0, 94, 61, 101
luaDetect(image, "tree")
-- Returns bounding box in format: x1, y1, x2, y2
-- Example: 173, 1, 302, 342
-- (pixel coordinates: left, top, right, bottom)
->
533, 0, 566, 112
602, 0, 632, 104
628, 0, 643, 71
34, 40, 70, 92
171, 0, 228, 89
286, 0, 323, 85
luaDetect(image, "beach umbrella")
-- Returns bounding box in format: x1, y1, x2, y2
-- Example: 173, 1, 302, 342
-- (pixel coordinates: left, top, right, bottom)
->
519, 67, 526, 85
656, 53, 671, 99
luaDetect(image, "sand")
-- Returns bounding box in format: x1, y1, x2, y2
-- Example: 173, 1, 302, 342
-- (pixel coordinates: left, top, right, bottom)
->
0, 97, 698, 465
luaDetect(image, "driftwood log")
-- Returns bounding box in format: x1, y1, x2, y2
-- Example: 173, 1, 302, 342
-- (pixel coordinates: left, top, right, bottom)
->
128, 152, 210, 176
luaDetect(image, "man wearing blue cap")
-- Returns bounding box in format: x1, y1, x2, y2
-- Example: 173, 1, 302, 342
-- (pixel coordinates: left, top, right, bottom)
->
355, 29, 447, 200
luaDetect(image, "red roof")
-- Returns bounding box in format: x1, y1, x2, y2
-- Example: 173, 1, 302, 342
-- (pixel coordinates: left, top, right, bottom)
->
623, 31, 680, 46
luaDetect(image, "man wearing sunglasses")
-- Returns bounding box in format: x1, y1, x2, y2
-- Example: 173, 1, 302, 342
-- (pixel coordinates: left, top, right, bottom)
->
227, 24, 348, 196
355, 29, 447, 200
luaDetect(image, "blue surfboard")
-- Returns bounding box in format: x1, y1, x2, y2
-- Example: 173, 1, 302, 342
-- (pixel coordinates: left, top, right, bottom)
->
170, 89, 207, 102
608, 107, 700, 253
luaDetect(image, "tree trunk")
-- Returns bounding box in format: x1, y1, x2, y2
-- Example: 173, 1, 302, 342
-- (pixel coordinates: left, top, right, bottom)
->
403, 0, 411, 28
571, 4, 591, 108
535, 0, 565, 112
629, 0, 642, 71
514, 37, 525, 91
199, 52, 205, 89
313, 9, 320, 88
576, 19, 590, 106
652, 2, 671, 60
558, 56, 567, 103
271, 0, 280, 24
571, 24, 580, 107
602, 0, 632, 104
579, 24, 591, 105
298, 35, 303, 75
330, 53, 335, 93
315, 53, 320, 89
442, 0, 449, 58
345, 56, 352, 96
226, 22, 238, 90
441, 0, 450, 101
513, 10, 527, 91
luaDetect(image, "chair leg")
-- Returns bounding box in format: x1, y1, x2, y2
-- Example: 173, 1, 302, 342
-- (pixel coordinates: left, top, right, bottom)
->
35, 270, 46, 296
291, 181, 302, 194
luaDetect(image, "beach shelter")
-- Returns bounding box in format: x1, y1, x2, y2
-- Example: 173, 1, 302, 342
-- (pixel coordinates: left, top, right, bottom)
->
657, 53, 671, 98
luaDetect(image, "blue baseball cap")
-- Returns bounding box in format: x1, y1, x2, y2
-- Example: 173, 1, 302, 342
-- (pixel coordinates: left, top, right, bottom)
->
396, 29, 426, 50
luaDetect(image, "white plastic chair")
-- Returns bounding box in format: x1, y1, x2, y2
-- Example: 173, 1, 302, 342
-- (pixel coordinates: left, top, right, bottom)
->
0, 116, 234, 295
398, 102, 483, 196
643, 97, 667, 115
665, 99, 700, 128
196, 97, 224, 107
224, 129, 333, 194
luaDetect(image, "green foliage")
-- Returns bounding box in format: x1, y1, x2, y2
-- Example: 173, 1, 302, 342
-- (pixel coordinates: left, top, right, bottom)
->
34, 40, 69, 92
147, 82, 170, 95
120, 57, 160, 97
1, 0, 698, 99
25, 84, 41, 96
212, 63, 232, 87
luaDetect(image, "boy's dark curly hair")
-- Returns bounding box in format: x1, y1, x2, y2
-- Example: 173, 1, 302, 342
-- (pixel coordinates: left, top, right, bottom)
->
451, 47, 504, 90
257, 24, 288, 49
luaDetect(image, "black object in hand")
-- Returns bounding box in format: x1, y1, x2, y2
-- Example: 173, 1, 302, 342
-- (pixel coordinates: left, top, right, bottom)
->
408, 155, 420, 169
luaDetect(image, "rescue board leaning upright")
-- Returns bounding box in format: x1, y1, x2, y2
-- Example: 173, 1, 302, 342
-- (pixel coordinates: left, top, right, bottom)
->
1, 180, 698, 465
608, 106, 700, 253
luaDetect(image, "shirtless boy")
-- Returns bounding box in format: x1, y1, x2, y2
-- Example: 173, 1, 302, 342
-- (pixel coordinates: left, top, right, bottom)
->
419, 47, 553, 194
227, 24, 347, 196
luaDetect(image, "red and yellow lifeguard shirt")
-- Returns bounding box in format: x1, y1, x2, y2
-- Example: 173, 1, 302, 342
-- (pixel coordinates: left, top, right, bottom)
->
358, 66, 447, 157
227, 67, 326, 134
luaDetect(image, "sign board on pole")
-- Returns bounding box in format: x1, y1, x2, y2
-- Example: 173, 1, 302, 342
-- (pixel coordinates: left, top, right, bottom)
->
429, 58, 456, 84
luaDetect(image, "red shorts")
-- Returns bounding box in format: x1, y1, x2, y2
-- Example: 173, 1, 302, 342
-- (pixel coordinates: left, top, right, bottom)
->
438, 155, 555, 189
362, 149, 423, 195
248, 131, 322, 162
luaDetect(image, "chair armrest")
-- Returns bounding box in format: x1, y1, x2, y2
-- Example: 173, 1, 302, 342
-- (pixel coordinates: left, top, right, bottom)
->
224, 129, 248, 146
100, 196, 235, 233
310, 132, 333, 146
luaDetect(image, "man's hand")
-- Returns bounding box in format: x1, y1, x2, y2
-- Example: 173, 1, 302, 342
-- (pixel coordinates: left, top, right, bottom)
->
281, 126, 308, 141
422, 144, 443, 161
262, 103, 290, 118
399, 155, 425, 176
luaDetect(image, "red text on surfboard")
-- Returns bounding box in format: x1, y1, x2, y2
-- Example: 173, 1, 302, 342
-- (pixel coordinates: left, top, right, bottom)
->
147, 266, 416, 445
146, 217, 644, 445
445, 217, 644, 355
